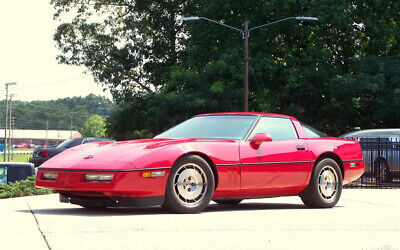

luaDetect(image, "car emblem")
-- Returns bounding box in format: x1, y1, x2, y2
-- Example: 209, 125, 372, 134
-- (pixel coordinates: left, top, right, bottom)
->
83, 155, 94, 160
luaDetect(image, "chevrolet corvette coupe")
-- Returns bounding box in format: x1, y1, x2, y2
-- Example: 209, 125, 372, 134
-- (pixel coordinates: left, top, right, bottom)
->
36, 112, 364, 213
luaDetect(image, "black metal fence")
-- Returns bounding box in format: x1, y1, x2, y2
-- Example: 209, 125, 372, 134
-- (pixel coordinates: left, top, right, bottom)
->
344, 137, 400, 189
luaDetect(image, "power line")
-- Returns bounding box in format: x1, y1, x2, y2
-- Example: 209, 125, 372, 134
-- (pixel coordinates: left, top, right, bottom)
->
249, 55, 400, 64
3, 101, 112, 116
12, 76, 89, 91
187, 29, 234, 44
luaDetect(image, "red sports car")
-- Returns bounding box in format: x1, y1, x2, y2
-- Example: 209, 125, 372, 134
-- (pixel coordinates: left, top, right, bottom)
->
15, 143, 28, 149
36, 112, 364, 213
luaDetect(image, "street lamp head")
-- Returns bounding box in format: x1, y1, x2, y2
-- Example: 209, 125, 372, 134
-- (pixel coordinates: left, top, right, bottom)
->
178, 16, 200, 21
295, 17, 318, 22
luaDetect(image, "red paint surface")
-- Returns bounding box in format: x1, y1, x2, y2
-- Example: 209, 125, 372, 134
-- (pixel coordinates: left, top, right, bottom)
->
240, 139, 313, 196
36, 112, 364, 200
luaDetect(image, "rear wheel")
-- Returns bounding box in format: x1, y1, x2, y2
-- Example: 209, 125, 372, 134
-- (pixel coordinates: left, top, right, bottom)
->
162, 155, 215, 213
300, 158, 342, 208
213, 199, 243, 205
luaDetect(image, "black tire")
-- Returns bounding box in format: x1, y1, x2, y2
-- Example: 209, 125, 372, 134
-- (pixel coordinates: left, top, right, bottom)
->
213, 199, 243, 205
162, 155, 215, 213
79, 205, 107, 209
374, 159, 392, 183
300, 158, 342, 208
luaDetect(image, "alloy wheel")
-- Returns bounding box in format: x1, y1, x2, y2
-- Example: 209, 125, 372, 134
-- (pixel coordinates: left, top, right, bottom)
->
318, 165, 339, 202
173, 163, 208, 207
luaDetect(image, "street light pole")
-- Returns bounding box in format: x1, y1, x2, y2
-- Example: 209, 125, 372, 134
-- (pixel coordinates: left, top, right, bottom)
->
243, 22, 249, 112
178, 16, 318, 112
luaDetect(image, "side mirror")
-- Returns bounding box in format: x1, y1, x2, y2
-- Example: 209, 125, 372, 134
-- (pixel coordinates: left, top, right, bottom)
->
250, 133, 272, 149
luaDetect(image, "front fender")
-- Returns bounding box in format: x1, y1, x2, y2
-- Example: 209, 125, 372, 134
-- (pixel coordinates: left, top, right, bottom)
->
133, 140, 241, 192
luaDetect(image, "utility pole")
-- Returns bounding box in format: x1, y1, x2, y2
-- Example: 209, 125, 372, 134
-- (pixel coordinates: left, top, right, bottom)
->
57, 120, 61, 145
243, 22, 249, 112
4, 82, 16, 162
70, 113, 73, 138
11, 116, 15, 159
8, 94, 14, 161
45, 120, 49, 147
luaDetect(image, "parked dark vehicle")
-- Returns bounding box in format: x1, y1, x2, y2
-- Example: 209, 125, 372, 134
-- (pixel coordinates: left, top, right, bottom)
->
29, 137, 114, 167
0, 163, 35, 185
340, 129, 400, 183
0, 139, 4, 152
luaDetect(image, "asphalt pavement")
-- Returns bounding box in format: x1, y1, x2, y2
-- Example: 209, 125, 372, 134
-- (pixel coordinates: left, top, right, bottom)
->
1, 189, 399, 250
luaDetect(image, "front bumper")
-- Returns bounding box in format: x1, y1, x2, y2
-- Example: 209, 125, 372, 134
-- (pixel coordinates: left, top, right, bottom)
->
36, 168, 170, 198
59, 193, 164, 207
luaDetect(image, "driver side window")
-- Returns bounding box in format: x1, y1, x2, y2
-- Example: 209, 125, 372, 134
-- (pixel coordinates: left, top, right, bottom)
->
249, 117, 298, 141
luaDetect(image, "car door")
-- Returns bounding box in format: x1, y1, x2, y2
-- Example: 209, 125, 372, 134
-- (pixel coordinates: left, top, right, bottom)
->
240, 116, 313, 195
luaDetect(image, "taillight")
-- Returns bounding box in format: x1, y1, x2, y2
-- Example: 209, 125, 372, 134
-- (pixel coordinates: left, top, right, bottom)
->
40, 150, 48, 157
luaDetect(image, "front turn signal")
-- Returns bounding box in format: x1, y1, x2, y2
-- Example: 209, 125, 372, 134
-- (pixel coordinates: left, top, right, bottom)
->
142, 171, 165, 178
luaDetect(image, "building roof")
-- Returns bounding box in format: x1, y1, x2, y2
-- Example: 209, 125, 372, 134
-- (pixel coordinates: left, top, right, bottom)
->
0, 129, 82, 140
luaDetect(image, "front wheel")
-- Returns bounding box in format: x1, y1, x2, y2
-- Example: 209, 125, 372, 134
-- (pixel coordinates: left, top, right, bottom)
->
300, 158, 342, 208
162, 155, 215, 213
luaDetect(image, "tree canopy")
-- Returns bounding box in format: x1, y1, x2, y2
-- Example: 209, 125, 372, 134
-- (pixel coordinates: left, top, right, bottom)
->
82, 115, 107, 137
0, 94, 115, 133
51, 0, 400, 139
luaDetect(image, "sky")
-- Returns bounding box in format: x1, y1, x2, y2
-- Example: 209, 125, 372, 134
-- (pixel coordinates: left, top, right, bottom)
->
0, 1, 113, 102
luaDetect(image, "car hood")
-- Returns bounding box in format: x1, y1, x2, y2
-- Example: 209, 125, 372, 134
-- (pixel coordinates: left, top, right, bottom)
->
38, 138, 234, 171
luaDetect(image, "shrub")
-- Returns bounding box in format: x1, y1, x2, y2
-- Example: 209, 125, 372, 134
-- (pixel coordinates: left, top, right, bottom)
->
0, 176, 53, 199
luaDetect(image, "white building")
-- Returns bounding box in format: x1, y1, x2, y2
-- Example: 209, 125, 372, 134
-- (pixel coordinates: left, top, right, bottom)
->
0, 129, 82, 146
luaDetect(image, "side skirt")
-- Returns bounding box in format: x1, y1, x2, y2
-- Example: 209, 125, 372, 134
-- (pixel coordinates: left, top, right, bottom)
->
213, 194, 296, 201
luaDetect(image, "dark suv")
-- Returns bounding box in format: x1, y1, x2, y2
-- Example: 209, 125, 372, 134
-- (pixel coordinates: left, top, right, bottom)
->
29, 137, 114, 167
0, 139, 4, 152
340, 129, 400, 183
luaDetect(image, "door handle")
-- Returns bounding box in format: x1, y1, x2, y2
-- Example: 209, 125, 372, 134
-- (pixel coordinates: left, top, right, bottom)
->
296, 145, 305, 150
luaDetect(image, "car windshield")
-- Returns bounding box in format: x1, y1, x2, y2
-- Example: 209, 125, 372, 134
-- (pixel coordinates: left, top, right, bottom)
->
155, 115, 258, 140
57, 138, 81, 149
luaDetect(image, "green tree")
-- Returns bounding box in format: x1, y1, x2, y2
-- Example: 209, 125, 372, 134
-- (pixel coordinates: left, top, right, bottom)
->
0, 94, 114, 132
82, 115, 107, 137
51, 0, 400, 137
